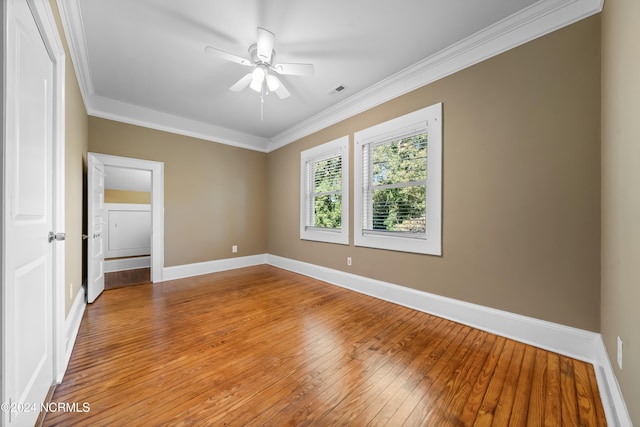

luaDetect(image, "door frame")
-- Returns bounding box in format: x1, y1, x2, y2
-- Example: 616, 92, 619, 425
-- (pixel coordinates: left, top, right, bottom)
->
1, 0, 66, 389
88, 153, 164, 283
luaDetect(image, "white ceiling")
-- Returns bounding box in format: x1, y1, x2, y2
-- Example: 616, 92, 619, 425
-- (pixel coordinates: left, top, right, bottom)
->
58, 0, 601, 152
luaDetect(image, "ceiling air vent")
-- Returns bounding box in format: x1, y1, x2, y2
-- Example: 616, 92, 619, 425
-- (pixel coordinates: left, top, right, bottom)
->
327, 84, 348, 96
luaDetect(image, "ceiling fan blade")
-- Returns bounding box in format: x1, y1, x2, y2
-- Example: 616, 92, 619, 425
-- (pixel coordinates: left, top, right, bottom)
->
272, 63, 315, 76
205, 46, 252, 66
256, 27, 275, 63
229, 73, 253, 92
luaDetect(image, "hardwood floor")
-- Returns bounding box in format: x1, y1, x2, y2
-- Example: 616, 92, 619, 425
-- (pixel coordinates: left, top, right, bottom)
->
44, 265, 606, 426
104, 267, 150, 290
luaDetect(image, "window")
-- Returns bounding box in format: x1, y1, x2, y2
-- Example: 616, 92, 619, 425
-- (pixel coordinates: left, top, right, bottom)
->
354, 103, 442, 255
300, 136, 349, 244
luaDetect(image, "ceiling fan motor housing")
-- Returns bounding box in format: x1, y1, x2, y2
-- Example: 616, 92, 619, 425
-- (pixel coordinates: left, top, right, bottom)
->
249, 44, 275, 65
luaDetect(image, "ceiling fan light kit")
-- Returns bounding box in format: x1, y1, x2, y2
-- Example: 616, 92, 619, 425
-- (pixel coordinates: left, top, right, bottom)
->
205, 27, 314, 102
250, 65, 267, 92
266, 74, 280, 91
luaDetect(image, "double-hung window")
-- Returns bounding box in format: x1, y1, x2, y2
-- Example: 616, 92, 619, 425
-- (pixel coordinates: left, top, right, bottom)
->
300, 136, 349, 244
354, 103, 442, 255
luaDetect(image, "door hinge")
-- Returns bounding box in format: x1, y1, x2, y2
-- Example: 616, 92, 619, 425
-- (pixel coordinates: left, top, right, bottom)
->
48, 231, 66, 243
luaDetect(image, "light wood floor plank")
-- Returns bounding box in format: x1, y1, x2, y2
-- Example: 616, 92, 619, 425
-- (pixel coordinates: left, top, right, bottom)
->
336, 316, 452, 426
366, 317, 460, 426
508, 345, 537, 426
526, 348, 547, 425
490, 341, 526, 425
561, 355, 580, 427
458, 335, 507, 425
44, 265, 606, 426
257, 308, 419, 425
421, 331, 497, 425
210, 305, 417, 425
386, 327, 480, 425
574, 359, 600, 427
545, 351, 563, 425
472, 339, 517, 427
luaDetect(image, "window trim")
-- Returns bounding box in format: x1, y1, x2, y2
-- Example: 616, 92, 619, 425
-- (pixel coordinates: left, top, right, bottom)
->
300, 136, 350, 245
354, 103, 442, 255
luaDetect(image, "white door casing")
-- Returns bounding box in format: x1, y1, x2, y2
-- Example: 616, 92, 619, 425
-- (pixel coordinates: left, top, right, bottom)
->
2, 0, 65, 425
87, 153, 106, 303
90, 153, 164, 283
87, 153, 164, 303
87, 153, 164, 290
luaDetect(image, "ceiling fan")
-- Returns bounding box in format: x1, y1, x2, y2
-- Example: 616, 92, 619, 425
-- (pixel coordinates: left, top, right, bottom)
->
205, 27, 315, 100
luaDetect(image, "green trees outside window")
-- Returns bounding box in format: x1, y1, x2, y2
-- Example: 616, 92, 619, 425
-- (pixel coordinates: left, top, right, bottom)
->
367, 133, 427, 234
312, 156, 342, 229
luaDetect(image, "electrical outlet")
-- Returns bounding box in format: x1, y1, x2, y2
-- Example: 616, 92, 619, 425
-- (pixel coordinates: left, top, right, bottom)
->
232, 245, 238, 253
617, 336, 623, 370
347, 257, 352, 266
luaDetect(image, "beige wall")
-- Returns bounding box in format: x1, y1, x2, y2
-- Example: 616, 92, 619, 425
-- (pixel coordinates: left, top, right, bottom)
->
268, 16, 601, 331
88, 118, 268, 267
601, 0, 640, 422
49, 0, 89, 317
104, 190, 151, 204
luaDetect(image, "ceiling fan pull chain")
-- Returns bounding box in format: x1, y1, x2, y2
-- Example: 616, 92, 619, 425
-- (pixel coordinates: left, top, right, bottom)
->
260, 93, 264, 121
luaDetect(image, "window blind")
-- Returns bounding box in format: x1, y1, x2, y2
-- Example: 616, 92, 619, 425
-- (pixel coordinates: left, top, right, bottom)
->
304, 151, 342, 231
362, 129, 428, 238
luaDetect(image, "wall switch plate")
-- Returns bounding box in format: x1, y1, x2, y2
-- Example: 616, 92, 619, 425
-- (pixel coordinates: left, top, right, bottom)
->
617, 336, 623, 369
232, 245, 238, 253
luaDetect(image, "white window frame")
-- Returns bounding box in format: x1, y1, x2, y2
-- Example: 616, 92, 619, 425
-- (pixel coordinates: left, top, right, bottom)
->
354, 103, 442, 255
300, 136, 350, 245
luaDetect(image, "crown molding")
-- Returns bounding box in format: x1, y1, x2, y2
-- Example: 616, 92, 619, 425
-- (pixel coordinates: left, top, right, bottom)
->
267, 0, 603, 152
57, 0, 603, 153
88, 95, 271, 152
56, 0, 93, 107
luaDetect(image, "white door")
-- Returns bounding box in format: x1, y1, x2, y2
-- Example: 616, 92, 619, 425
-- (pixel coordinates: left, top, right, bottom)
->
87, 153, 106, 303
3, 0, 56, 425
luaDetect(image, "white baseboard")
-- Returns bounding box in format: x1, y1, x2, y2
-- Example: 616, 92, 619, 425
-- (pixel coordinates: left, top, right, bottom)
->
265, 254, 632, 426
64, 285, 86, 371
593, 335, 633, 427
104, 256, 150, 273
162, 254, 267, 281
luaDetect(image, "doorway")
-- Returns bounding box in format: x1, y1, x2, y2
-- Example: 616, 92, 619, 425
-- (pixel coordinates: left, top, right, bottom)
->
86, 153, 164, 303
103, 166, 151, 289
